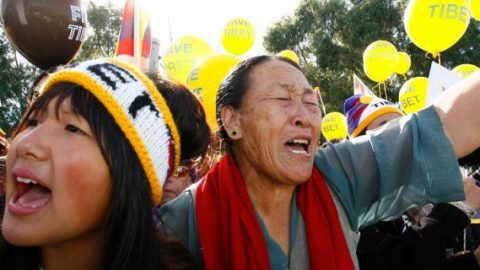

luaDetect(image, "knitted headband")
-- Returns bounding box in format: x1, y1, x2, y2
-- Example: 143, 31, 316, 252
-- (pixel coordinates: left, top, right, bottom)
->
344, 94, 403, 138
39, 58, 180, 206
0, 128, 7, 150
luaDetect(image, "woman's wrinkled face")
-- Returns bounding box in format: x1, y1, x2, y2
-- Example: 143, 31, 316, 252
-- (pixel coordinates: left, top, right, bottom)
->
2, 98, 112, 247
233, 60, 322, 185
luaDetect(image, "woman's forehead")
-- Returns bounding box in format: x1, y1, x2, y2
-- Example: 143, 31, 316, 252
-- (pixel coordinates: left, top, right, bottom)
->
247, 63, 309, 93
252, 59, 299, 75
252, 60, 306, 80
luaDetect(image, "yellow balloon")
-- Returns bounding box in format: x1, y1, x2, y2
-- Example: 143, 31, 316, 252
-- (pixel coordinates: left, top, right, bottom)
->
186, 53, 240, 130
471, 0, 480, 20
394, 52, 411, 75
399, 77, 428, 114
162, 36, 213, 84
221, 18, 255, 55
452, 64, 479, 78
278, 49, 300, 64
404, 0, 470, 57
321, 112, 348, 142
363, 40, 399, 83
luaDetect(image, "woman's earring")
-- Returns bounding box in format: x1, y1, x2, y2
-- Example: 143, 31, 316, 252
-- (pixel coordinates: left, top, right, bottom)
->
232, 130, 237, 136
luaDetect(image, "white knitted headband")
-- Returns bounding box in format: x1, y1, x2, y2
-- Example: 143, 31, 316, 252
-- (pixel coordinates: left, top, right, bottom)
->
39, 58, 180, 206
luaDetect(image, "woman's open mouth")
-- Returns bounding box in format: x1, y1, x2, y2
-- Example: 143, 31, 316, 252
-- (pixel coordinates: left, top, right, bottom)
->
285, 138, 310, 156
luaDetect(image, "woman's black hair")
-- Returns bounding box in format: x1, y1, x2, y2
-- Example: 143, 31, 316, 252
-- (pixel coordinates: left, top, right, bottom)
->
147, 74, 211, 163
0, 83, 197, 270
215, 55, 303, 153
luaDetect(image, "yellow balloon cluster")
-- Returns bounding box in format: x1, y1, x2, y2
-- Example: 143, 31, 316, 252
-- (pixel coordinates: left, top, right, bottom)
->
363, 40, 399, 83
321, 112, 348, 142
394, 52, 411, 75
471, 0, 480, 20
221, 18, 255, 56
162, 36, 213, 84
452, 64, 479, 78
404, 0, 470, 58
278, 49, 300, 64
186, 53, 240, 130
399, 77, 428, 114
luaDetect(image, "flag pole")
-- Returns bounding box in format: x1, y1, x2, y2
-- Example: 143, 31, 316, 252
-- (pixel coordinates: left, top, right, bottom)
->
314, 87, 327, 116
133, 0, 141, 68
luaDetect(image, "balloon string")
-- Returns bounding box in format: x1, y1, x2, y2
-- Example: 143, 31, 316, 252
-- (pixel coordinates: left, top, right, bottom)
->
385, 83, 389, 101
381, 84, 384, 99
380, 83, 383, 99
438, 54, 442, 65
381, 82, 388, 100
372, 83, 381, 98
403, 74, 407, 81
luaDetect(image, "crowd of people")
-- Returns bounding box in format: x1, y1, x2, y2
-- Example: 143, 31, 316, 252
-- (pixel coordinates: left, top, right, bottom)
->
343, 94, 480, 270
0, 55, 480, 270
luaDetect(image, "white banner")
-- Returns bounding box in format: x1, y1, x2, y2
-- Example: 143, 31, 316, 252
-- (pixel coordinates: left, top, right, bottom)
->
426, 62, 462, 106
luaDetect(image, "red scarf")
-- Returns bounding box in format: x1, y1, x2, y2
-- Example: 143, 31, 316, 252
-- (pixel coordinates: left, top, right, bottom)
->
195, 155, 354, 270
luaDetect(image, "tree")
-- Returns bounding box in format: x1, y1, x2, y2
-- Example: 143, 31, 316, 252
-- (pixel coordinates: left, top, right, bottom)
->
75, 2, 121, 61
0, 29, 39, 132
0, 2, 121, 133
264, 0, 480, 113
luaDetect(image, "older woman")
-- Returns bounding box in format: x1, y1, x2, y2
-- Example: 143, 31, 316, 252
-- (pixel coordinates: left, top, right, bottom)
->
158, 55, 479, 270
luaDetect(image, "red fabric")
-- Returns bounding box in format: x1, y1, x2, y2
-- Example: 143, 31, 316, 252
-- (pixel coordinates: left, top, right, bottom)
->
115, 0, 151, 59
142, 25, 151, 58
195, 155, 355, 270
115, 0, 134, 56
297, 166, 355, 269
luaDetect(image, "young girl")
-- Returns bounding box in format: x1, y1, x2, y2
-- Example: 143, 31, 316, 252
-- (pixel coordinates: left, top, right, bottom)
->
0, 58, 207, 270
146, 74, 212, 205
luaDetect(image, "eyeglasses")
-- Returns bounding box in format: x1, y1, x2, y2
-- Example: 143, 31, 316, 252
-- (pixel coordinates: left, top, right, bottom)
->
171, 157, 203, 181
172, 165, 194, 178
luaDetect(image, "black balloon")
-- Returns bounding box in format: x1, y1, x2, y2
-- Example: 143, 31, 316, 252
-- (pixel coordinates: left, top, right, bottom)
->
1, 0, 87, 70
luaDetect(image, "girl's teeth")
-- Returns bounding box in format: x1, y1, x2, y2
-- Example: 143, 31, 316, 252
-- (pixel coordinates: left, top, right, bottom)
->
17, 177, 38, 184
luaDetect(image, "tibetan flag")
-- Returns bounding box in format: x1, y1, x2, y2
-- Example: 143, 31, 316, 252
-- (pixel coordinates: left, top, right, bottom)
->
115, 0, 152, 71
353, 74, 375, 97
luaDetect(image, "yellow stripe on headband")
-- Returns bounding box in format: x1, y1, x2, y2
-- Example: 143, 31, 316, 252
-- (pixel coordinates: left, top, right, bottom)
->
111, 58, 181, 169
39, 59, 179, 206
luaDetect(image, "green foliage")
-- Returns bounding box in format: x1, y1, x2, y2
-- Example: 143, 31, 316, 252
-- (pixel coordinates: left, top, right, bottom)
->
75, 2, 121, 61
264, 0, 480, 113
0, 2, 121, 133
0, 29, 39, 133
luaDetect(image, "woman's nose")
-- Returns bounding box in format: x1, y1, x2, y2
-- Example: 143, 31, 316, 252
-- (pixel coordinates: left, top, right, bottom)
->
291, 101, 312, 127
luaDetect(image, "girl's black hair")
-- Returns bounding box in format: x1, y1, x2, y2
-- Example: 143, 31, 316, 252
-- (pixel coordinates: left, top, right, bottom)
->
0, 83, 197, 270
215, 55, 302, 153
